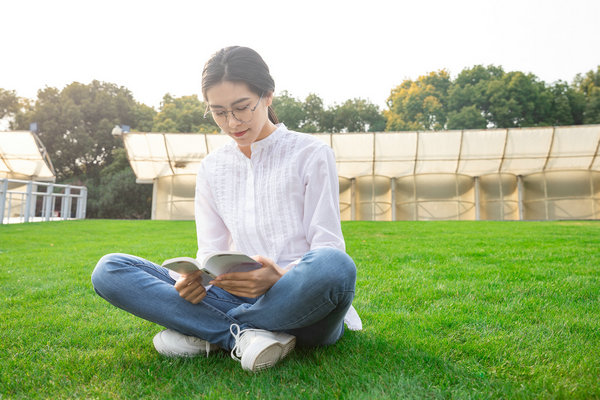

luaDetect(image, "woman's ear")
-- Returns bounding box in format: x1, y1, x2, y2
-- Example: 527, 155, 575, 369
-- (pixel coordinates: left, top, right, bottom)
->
263, 91, 274, 107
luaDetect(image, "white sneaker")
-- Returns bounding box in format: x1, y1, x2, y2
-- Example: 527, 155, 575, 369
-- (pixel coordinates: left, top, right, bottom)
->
230, 324, 296, 372
153, 329, 219, 357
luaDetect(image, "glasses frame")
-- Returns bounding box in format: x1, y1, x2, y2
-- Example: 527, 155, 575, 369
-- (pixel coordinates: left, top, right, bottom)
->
204, 93, 264, 124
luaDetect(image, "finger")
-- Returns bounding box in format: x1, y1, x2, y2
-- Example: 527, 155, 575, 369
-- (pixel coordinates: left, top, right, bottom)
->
212, 279, 266, 297
216, 266, 268, 282
211, 277, 254, 290
183, 270, 205, 281
183, 287, 206, 303
222, 287, 263, 298
252, 255, 275, 267
174, 270, 204, 291
250, 255, 264, 264
179, 281, 206, 299
188, 290, 207, 304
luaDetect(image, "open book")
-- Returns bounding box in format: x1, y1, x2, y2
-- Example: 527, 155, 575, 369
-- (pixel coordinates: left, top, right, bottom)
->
161, 252, 262, 287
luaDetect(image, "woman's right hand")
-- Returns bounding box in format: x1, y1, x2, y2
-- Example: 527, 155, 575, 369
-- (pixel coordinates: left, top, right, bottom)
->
174, 270, 207, 304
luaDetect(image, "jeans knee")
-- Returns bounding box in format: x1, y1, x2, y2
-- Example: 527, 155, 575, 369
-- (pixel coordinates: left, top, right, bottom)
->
310, 247, 357, 286
91, 253, 124, 293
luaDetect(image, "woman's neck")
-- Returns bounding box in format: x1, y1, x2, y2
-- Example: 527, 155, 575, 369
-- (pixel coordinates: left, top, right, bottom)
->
239, 121, 278, 158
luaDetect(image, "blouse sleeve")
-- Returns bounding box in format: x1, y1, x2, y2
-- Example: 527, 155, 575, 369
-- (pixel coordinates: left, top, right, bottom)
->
194, 162, 232, 261
302, 145, 346, 252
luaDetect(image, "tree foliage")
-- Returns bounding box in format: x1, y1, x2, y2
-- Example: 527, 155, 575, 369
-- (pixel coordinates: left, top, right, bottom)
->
83, 148, 152, 219
574, 66, 600, 124
15, 81, 154, 179
385, 70, 451, 131
385, 65, 598, 131
271, 91, 306, 131
327, 98, 386, 132
152, 94, 218, 133
272, 91, 385, 133
0, 88, 19, 120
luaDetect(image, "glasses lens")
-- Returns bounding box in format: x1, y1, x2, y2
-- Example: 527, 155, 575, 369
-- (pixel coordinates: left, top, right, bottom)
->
232, 107, 253, 123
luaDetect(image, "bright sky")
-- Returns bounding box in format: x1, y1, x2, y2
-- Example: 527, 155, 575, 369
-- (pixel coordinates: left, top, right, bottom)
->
2, 0, 599, 110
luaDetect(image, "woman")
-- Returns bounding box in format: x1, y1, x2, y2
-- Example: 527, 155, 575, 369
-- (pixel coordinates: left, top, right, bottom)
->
91, 46, 361, 372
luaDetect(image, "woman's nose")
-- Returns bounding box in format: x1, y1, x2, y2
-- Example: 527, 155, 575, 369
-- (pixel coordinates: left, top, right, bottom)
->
228, 114, 241, 128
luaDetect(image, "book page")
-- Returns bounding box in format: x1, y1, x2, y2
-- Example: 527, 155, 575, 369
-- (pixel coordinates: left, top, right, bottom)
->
203, 253, 261, 276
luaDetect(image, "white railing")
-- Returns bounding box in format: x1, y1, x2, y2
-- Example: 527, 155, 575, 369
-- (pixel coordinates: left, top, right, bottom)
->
0, 178, 87, 224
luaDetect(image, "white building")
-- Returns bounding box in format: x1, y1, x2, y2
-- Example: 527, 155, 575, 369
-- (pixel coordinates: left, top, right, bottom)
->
120, 125, 600, 221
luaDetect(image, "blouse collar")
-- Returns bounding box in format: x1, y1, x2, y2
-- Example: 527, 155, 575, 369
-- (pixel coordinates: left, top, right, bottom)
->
250, 123, 286, 153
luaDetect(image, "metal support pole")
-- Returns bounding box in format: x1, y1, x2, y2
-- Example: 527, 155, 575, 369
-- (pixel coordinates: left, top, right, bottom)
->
31, 183, 38, 220
351, 178, 356, 221
413, 175, 418, 221
391, 178, 396, 221
79, 187, 87, 219
7, 193, 13, 222
591, 172, 597, 219
517, 175, 524, 221
543, 173, 549, 220
151, 180, 158, 220
455, 175, 460, 221
44, 184, 54, 221
474, 176, 480, 221
498, 174, 505, 220
24, 181, 33, 223
62, 186, 72, 220
0, 179, 7, 224
76, 188, 84, 219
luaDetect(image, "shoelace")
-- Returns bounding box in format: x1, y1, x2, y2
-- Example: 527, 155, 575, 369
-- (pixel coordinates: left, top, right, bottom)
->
188, 335, 212, 357
230, 324, 259, 361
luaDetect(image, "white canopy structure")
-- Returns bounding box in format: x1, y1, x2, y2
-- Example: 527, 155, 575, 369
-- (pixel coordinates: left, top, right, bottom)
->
0, 131, 55, 181
0, 131, 86, 224
122, 125, 600, 221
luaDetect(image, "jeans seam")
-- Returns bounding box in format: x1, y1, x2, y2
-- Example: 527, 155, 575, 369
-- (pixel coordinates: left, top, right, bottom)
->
129, 260, 175, 283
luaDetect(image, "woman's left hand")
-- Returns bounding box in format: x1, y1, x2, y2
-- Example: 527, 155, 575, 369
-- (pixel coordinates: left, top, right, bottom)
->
210, 255, 287, 298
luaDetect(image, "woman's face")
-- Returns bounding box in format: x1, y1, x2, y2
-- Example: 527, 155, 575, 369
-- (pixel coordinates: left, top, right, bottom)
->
205, 81, 275, 156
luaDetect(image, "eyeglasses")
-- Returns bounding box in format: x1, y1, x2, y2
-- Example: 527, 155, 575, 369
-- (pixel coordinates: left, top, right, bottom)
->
204, 94, 263, 124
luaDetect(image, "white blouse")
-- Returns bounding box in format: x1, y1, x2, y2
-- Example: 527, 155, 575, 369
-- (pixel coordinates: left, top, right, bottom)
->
193, 124, 362, 330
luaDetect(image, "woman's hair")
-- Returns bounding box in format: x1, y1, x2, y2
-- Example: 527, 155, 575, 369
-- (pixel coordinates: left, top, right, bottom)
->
202, 46, 279, 124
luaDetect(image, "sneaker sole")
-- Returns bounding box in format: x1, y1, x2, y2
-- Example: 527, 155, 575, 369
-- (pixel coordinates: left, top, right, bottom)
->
241, 336, 296, 372
273, 333, 296, 359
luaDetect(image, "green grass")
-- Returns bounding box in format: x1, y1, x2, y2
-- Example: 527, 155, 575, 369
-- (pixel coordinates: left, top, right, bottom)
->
1, 220, 599, 399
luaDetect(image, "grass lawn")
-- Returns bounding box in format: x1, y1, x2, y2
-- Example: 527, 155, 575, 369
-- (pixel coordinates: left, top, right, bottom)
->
1, 219, 599, 399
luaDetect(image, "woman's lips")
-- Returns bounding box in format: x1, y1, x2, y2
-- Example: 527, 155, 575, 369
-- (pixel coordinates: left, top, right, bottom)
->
232, 129, 248, 138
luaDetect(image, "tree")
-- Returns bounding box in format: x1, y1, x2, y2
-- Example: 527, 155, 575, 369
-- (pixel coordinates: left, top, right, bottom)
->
547, 81, 585, 126
385, 70, 451, 131
326, 98, 386, 132
447, 65, 504, 129
301, 93, 325, 132
0, 88, 20, 129
583, 88, 600, 124
83, 148, 152, 219
272, 92, 385, 133
574, 66, 600, 124
0, 88, 19, 120
447, 65, 555, 129
15, 80, 154, 179
272, 90, 305, 131
447, 105, 487, 130
152, 94, 217, 133
485, 71, 552, 128
385, 65, 595, 131
133, 102, 157, 132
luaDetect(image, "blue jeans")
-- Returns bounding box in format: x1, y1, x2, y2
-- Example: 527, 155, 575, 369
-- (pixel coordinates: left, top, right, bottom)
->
91, 247, 356, 351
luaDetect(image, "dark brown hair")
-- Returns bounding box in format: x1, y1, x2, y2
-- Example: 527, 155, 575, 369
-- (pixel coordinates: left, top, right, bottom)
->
202, 46, 279, 124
